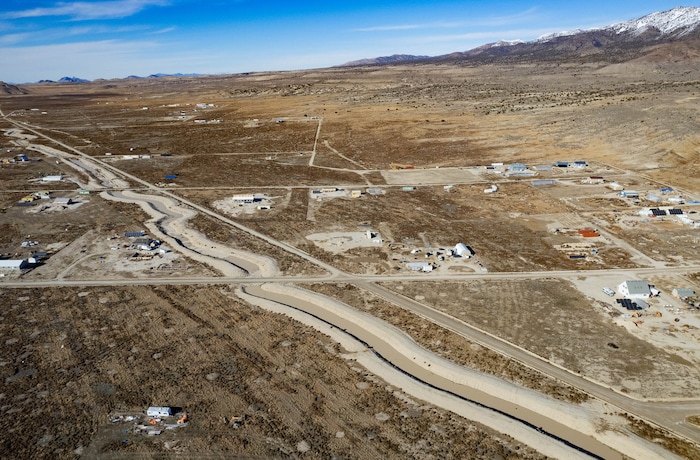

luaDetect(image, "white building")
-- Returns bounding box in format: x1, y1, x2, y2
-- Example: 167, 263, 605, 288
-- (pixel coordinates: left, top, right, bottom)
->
407, 262, 433, 272
617, 280, 651, 299
0, 259, 30, 270
42, 175, 63, 182
232, 195, 255, 203
453, 243, 472, 258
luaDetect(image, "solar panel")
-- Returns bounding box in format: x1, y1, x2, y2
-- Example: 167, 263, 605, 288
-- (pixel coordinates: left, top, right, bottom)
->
617, 299, 636, 309
651, 209, 667, 216
669, 209, 683, 215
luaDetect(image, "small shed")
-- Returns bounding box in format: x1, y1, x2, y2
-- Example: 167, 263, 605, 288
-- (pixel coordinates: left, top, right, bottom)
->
54, 197, 72, 205
508, 163, 527, 172
634, 299, 649, 310
555, 161, 570, 168
43, 175, 63, 182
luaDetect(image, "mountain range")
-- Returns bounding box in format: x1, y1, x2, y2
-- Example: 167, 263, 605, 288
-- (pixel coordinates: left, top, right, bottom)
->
4, 7, 700, 86
341, 6, 700, 66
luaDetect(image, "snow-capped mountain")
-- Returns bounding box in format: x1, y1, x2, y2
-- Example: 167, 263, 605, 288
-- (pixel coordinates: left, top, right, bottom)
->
341, 7, 700, 66
609, 6, 700, 36
456, 6, 700, 62
533, 6, 700, 42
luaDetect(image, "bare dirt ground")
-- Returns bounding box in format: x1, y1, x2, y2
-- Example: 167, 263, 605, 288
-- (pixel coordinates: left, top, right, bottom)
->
0, 285, 543, 460
303, 282, 589, 404
380, 279, 700, 400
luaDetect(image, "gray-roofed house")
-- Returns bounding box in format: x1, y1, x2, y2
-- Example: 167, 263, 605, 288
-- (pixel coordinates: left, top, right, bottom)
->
672, 288, 696, 300
617, 280, 651, 299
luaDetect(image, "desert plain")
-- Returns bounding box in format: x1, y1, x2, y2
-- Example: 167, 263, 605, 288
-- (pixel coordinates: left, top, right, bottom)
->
1, 59, 700, 459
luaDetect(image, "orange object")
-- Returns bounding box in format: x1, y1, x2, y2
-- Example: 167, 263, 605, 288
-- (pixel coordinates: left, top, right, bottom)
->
149, 419, 157, 425
178, 413, 188, 424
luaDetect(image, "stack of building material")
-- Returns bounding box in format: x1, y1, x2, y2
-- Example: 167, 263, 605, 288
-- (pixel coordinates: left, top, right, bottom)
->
578, 228, 600, 237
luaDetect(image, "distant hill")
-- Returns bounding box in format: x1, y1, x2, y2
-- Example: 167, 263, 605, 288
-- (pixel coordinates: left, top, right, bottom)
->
0, 81, 28, 95
340, 54, 430, 67
341, 6, 700, 66
58, 76, 90, 83
147, 73, 204, 78
34, 73, 204, 84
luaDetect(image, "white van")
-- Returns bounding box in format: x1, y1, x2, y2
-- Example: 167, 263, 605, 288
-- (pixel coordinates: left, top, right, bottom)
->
602, 287, 615, 297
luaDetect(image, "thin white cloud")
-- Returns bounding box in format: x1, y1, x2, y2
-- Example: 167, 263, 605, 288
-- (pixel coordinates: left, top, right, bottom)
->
0, 32, 33, 45
0, 40, 160, 81
0, 23, 154, 47
0, 38, 234, 82
400, 28, 555, 45
355, 24, 426, 32
150, 26, 176, 34
1, 0, 168, 21
354, 8, 540, 33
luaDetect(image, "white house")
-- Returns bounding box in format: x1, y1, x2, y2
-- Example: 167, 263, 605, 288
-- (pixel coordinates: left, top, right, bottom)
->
42, 175, 63, 182
617, 280, 651, 299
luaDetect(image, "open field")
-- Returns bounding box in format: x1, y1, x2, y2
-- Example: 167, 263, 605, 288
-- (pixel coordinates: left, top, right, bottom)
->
0, 285, 544, 459
2, 61, 700, 458
380, 279, 700, 399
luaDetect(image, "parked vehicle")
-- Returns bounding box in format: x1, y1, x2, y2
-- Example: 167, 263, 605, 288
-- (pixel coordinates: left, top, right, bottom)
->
602, 287, 615, 297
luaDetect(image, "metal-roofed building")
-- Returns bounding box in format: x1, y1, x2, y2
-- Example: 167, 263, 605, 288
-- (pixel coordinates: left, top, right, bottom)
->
453, 243, 472, 258
617, 280, 651, 299
672, 288, 696, 299
0, 259, 30, 270
407, 262, 433, 272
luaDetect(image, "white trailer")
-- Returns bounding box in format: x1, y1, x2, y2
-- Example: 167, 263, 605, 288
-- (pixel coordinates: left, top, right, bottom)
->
147, 407, 172, 417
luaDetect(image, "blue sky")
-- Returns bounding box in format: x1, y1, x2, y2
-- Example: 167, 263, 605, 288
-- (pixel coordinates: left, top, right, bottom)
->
0, 0, 695, 83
